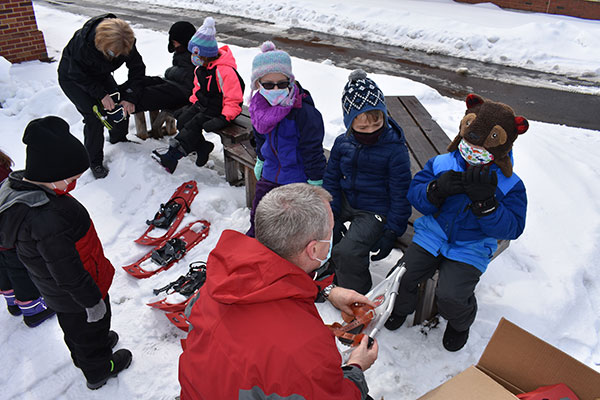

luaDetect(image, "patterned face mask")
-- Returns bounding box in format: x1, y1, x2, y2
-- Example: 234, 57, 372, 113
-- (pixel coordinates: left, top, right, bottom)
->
191, 53, 203, 67
458, 138, 495, 165
259, 87, 290, 106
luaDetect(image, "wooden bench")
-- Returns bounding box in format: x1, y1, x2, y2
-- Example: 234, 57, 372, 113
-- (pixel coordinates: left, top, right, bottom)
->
134, 110, 177, 140
386, 95, 509, 326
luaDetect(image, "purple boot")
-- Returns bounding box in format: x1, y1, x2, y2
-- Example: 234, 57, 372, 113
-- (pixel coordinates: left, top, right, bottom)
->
1, 289, 22, 316
17, 297, 56, 327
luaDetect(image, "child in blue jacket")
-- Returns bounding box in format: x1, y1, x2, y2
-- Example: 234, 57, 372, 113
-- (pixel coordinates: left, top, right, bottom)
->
385, 94, 529, 352
246, 41, 326, 237
323, 70, 412, 294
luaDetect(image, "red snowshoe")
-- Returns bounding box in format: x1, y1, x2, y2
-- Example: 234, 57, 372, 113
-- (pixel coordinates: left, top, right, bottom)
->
147, 262, 207, 312
135, 181, 198, 246
123, 220, 210, 279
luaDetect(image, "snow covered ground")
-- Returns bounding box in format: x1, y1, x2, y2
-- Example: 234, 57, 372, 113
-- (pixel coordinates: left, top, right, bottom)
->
127, 0, 600, 92
0, 2, 599, 399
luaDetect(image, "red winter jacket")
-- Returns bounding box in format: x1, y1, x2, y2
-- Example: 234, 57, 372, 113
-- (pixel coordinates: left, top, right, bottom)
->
0, 172, 114, 312
188, 45, 244, 122
178, 230, 364, 400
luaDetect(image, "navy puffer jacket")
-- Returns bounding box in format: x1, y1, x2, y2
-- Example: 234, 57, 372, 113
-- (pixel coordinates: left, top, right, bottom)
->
323, 117, 412, 236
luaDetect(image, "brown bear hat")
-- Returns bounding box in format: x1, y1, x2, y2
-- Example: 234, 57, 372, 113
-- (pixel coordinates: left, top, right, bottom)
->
448, 93, 529, 177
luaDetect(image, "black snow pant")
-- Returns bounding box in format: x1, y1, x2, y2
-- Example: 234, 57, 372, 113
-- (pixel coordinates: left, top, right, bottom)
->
172, 104, 211, 155
56, 295, 113, 383
125, 77, 189, 113
331, 196, 387, 295
0, 249, 40, 301
59, 79, 128, 167
390, 243, 482, 331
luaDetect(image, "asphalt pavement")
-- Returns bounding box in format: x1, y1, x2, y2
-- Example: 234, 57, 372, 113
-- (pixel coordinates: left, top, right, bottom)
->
40, 0, 600, 131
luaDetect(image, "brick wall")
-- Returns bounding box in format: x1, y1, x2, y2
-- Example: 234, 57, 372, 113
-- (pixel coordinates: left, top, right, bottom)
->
0, 0, 49, 63
455, 0, 600, 20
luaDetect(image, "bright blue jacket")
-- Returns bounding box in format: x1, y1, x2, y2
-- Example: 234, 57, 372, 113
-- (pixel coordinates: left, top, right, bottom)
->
409, 151, 527, 272
255, 88, 326, 184
323, 118, 411, 236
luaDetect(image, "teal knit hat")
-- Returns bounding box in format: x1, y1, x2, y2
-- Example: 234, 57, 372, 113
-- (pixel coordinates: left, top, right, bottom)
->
250, 41, 294, 90
188, 17, 218, 58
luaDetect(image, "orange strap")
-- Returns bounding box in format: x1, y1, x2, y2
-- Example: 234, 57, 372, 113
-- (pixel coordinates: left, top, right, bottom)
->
327, 304, 375, 347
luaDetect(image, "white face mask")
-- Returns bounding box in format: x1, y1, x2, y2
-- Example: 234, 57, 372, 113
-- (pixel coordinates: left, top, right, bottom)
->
458, 138, 495, 165
315, 233, 333, 267
259, 87, 290, 106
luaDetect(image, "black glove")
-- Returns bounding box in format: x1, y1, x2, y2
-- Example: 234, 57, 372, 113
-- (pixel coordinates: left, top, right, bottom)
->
202, 115, 228, 132
370, 230, 397, 261
426, 170, 464, 207
462, 165, 498, 217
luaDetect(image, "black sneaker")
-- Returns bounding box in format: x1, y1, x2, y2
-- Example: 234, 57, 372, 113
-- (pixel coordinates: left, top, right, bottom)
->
442, 323, 469, 352
91, 165, 109, 179
86, 349, 132, 390
152, 150, 178, 174
195, 141, 215, 167
7, 304, 22, 316
384, 314, 407, 331
24, 308, 56, 327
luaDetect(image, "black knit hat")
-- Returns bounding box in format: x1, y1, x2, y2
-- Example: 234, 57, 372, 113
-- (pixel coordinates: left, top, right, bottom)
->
168, 21, 196, 53
23, 116, 90, 182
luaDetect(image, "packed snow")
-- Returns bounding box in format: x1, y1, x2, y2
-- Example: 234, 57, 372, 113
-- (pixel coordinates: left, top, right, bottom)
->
1, 2, 599, 399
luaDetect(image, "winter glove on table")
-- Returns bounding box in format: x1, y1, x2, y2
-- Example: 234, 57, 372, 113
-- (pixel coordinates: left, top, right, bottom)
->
426, 170, 464, 208
370, 230, 397, 261
254, 159, 264, 180
202, 115, 228, 132
463, 165, 498, 217
86, 298, 107, 323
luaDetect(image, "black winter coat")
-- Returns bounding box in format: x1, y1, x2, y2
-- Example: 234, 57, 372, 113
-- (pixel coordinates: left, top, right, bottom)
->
57, 13, 146, 102
164, 50, 195, 97
0, 172, 115, 313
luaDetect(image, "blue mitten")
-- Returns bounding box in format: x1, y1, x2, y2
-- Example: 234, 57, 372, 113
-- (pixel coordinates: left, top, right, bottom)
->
254, 159, 264, 180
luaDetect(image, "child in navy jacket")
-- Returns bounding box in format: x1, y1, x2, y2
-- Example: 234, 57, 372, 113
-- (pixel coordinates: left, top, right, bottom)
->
323, 70, 411, 294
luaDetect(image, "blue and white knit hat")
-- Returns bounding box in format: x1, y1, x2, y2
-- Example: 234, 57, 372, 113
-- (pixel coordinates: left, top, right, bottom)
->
250, 41, 295, 90
188, 17, 218, 58
341, 69, 387, 129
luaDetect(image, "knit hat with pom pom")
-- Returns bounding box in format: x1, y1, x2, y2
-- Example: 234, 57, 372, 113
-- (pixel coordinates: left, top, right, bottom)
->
250, 41, 294, 90
188, 17, 218, 58
341, 69, 387, 129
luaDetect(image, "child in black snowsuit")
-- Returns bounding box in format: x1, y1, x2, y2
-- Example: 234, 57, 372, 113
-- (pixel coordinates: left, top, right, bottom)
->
153, 17, 244, 173
0, 117, 131, 390
123, 21, 197, 131
0, 150, 55, 327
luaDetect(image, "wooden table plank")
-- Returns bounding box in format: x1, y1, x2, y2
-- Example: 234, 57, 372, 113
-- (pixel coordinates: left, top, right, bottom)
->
399, 96, 451, 154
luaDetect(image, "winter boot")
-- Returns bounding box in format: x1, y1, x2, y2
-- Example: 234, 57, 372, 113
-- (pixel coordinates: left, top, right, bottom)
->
195, 141, 215, 167
1, 289, 22, 316
384, 313, 407, 331
91, 165, 109, 179
442, 323, 469, 352
86, 349, 132, 390
153, 146, 185, 174
108, 330, 119, 349
18, 297, 56, 327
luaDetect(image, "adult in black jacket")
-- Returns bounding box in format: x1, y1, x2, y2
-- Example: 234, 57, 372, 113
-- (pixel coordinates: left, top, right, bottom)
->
58, 14, 146, 179
0, 117, 132, 390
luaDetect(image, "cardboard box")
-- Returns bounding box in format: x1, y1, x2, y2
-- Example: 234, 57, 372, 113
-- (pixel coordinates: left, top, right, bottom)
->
418, 318, 600, 400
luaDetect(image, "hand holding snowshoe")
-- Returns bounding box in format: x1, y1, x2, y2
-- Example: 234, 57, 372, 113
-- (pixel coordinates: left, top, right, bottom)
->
346, 334, 378, 371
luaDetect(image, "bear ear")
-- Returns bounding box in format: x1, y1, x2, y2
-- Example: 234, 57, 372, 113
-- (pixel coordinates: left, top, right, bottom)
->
466, 94, 484, 109
515, 116, 529, 134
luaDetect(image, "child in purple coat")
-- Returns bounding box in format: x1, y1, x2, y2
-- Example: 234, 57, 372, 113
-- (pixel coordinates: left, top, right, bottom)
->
246, 41, 327, 237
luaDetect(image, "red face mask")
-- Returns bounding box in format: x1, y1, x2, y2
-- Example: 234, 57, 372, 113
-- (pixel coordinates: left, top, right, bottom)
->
52, 180, 77, 195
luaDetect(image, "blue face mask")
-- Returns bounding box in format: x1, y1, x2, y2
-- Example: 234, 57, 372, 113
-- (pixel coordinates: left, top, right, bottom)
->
259, 87, 290, 106
315, 233, 333, 267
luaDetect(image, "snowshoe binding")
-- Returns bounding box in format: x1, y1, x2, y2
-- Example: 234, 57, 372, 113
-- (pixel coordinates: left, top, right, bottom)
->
92, 92, 126, 130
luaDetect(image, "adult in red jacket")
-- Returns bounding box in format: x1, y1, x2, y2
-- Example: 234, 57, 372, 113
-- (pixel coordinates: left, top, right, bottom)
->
0, 117, 131, 390
179, 183, 378, 399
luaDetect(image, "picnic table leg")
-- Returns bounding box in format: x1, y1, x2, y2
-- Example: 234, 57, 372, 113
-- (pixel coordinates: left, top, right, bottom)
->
413, 271, 439, 326
134, 112, 149, 140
